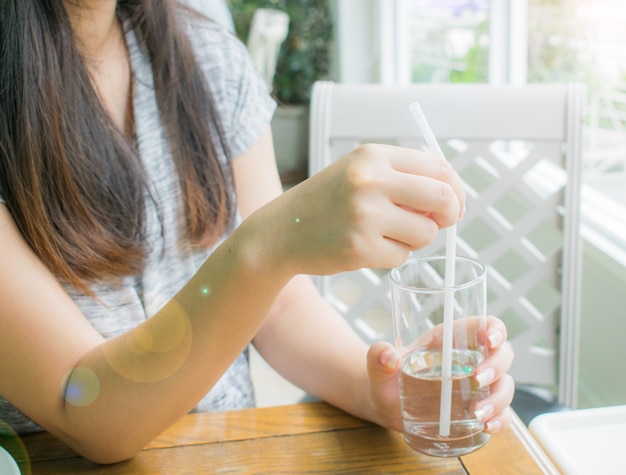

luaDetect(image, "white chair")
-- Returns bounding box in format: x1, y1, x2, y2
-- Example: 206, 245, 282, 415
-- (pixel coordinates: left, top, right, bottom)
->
308, 81, 585, 422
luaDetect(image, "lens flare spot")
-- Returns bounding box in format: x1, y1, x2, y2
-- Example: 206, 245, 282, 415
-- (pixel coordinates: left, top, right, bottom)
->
103, 301, 193, 383
295, 217, 301, 224
199, 285, 211, 297
0, 421, 30, 473
150, 306, 188, 354
62, 367, 100, 407
127, 327, 153, 354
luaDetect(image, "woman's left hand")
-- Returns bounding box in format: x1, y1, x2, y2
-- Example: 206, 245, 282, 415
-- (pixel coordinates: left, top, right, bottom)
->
366, 315, 515, 433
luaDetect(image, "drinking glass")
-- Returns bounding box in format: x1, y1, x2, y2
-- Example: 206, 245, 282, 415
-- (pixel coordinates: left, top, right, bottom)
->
390, 255, 489, 457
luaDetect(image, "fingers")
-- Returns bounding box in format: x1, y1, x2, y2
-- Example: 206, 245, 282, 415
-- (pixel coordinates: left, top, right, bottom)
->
271, 142, 467, 275
408, 315, 505, 351
347, 144, 465, 231
483, 315, 508, 349
387, 172, 462, 230
367, 341, 399, 379
384, 145, 466, 223
473, 317, 515, 433
476, 328, 514, 390
474, 373, 515, 433
384, 145, 466, 207
366, 342, 404, 432
366, 317, 514, 435
380, 207, 440, 251
475, 343, 514, 392
404, 315, 514, 434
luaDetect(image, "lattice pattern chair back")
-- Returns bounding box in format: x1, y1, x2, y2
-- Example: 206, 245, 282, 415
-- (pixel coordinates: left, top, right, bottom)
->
308, 81, 585, 407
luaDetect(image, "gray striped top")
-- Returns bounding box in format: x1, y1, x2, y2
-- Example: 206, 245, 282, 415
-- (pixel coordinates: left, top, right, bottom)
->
0, 11, 276, 434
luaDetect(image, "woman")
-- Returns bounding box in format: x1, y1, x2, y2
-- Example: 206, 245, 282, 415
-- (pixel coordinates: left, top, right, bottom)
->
0, 0, 514, 464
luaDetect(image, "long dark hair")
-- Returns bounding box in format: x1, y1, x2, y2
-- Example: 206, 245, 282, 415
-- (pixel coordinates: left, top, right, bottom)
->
0, 0, 233, 293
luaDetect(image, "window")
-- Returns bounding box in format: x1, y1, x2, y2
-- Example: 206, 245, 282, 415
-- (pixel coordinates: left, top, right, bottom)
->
389, 0, 626, 253
400, 0, 490, 83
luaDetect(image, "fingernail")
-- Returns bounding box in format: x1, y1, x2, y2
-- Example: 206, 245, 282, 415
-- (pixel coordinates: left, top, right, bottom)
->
474, 403, 494, 422
380, 350, 399, 369
486, 419, 501, 432
476, 367, 495, 388
488, 330, 504, 348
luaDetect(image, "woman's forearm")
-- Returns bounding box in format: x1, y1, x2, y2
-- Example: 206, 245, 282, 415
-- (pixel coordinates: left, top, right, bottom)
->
252, 276, 377, 421
59, 225, 291, 463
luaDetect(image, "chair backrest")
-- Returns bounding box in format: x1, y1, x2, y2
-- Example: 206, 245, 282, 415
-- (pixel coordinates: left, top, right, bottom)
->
308, 81, 585, 407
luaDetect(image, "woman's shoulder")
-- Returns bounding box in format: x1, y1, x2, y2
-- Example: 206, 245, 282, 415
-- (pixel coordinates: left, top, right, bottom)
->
178, 10, 262, 106
179, 10, 250, 72
177, 9, 276, 157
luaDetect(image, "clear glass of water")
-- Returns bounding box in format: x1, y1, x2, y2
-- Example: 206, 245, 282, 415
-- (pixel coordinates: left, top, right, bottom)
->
390, 255, 489, 457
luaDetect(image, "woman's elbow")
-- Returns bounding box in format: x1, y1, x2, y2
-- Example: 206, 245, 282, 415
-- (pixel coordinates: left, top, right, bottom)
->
62, 431, 146, 465
78, 444, 142, 465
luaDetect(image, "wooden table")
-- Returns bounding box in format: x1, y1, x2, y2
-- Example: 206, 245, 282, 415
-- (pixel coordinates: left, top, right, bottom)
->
2, 402, 559, 474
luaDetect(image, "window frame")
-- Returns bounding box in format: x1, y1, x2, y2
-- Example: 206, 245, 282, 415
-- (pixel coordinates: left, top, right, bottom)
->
344, 0, 625, 254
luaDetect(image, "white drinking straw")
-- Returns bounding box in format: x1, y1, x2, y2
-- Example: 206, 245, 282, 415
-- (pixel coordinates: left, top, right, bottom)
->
409, 102, 457, 437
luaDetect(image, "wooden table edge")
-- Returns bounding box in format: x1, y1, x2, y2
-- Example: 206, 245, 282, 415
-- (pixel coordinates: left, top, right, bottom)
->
7, 401, 372, 464
10, 401, 563, 475
510, 411, 561, 474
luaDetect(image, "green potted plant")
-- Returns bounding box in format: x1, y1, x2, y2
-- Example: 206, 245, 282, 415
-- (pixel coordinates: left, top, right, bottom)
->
227, 0, 333, 182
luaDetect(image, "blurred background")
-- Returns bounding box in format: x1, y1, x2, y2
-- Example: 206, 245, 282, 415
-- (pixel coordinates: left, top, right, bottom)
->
212, 0, 626, 411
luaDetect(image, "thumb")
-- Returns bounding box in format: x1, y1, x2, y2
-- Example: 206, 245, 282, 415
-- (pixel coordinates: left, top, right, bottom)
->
366, 341, 404, 432
367, 341, 400, 384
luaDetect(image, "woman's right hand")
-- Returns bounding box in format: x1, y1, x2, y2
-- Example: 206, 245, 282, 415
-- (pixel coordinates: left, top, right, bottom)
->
242, 143, 466, 277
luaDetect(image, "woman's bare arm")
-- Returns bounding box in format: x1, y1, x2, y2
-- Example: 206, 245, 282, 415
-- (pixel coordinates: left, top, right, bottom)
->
0, 130, 293, 464
0, 125, 467, 463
